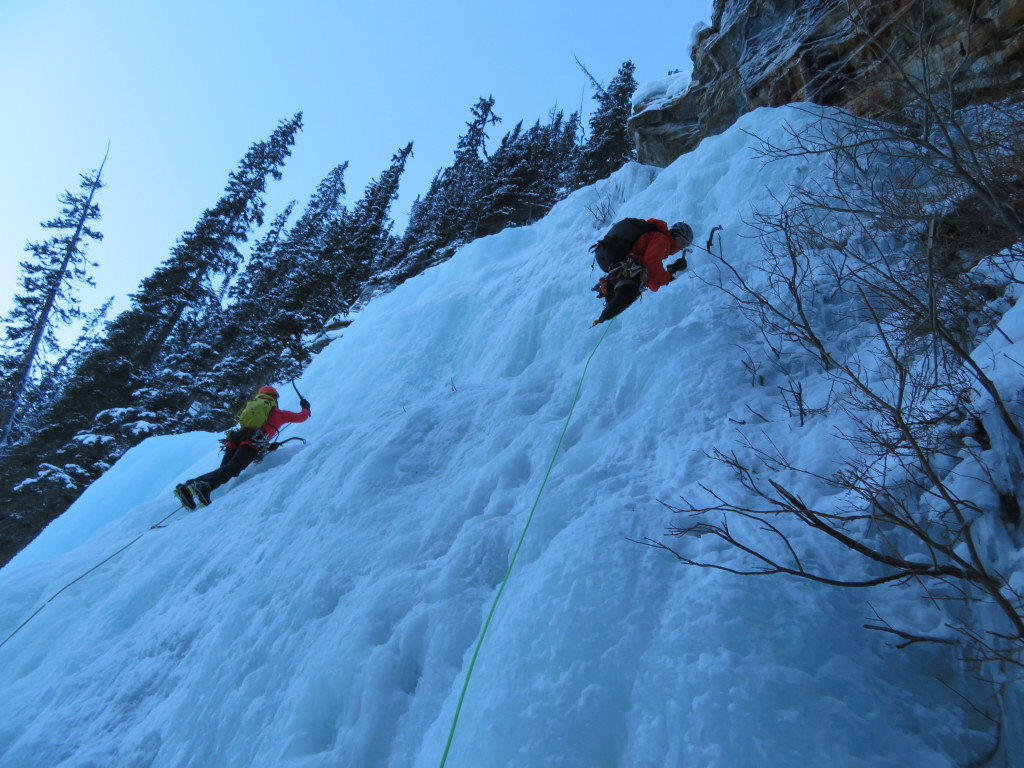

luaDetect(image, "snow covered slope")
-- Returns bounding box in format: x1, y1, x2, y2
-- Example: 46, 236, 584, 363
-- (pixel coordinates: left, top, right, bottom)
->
0, 106, 1006, 767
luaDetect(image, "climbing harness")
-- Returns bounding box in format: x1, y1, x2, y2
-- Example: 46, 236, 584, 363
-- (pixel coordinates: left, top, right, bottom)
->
438, 318, 615, 767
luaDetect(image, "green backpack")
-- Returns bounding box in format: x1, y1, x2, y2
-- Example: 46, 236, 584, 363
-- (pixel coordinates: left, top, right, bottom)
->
236, 393, 276, 429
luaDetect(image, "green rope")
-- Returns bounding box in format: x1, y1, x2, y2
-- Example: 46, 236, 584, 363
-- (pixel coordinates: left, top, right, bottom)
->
439, 318, 614, 767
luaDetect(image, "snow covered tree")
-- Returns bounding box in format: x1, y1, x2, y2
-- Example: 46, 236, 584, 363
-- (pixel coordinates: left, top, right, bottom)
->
342, 141, 413, 302
260, 142, 413, 364
397, 103, 582, 283
398, 172, 448, 274
657, 6, 1024, 685
34, 297, 113, 409
446, 96, 501, 240
82, 112, 303, 423
576, 60, 638, 187
547, 109, 584, 196
130, 112, 303, 363
238, 162, 352, 383
177, 202, 298, 426
191, 144, 411, 411
0, 116, 302, 563
476, 110, 582, 236
402, 97, 500, 261
0, 156, 106, 450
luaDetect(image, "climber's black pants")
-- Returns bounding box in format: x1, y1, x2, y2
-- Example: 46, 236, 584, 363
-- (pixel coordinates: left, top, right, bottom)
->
192, 444, 259, 492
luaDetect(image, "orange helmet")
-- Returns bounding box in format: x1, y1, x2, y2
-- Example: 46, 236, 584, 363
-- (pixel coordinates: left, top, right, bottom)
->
258, 385, 279, 398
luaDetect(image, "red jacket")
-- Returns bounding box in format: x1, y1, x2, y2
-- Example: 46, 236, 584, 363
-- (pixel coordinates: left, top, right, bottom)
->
631, 219, 682, 291
232, 405, 310, 448
262, 406, 310, 439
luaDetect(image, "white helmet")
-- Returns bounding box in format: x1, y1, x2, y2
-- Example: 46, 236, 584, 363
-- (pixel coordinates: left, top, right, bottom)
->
669, 221, 693, 243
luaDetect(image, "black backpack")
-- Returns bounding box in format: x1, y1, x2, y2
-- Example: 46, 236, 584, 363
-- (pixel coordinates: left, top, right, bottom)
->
589, 218, 659, 272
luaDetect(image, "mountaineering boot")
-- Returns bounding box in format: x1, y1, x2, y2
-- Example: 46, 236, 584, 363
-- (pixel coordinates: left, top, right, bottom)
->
173, 484, 197, 511
187, 480, 212, 508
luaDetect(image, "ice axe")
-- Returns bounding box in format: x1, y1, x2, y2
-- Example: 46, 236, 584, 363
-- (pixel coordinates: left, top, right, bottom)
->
705, 225, 723, 254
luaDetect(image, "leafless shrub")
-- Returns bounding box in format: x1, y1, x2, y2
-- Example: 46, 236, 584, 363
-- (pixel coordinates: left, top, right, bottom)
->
655, 1, 1024, 711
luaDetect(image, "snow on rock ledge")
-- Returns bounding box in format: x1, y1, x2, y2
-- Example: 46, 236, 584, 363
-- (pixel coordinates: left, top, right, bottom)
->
631, 0, 1024, 167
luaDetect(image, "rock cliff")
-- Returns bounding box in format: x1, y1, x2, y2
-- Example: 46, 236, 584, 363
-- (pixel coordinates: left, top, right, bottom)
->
631, 0, 1024, 166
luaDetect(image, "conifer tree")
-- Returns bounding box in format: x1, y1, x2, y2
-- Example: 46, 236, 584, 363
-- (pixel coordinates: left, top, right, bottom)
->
476, 110, 582, 235
38, 298, 114, 403
200, 145, 411, 401
343, 141, 413, 302
14, 298, 115, 440
73, 113, 303, 423
130, 112, 304, 362
398, 173, 447, 274
0, 156, 106, 449
177, 160, 354, 420
550, 110, 584, 194
397, 103, 581, 281
230, 205, 299, 311
272, 142, 413, 349
0, 116, 303, 565
476, 119, 528, 234
445, 96, 501, 241
402, 98, 500, 261
576, 60, 638, 186
176, 202, 297, 426
244, 162, 351, 378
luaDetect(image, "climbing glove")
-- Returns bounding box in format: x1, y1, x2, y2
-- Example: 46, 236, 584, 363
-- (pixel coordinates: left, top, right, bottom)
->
300, 398, 311, 411
667, 256, 687, 275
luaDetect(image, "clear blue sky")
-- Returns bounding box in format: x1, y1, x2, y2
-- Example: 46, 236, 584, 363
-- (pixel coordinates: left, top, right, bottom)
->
0, 0, 711, 324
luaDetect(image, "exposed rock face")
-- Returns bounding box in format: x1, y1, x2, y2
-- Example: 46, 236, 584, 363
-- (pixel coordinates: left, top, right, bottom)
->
631, 0, 1024, 166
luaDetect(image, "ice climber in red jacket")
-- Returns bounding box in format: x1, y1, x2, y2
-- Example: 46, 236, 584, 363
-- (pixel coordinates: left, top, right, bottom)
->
173, 385, 310, 509
591, 219, 691, 325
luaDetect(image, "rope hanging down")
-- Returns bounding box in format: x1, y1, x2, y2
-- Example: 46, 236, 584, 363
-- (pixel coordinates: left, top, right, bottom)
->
0, 505, 182, 650
439, 318, 614, 767
0, 426, 305, 651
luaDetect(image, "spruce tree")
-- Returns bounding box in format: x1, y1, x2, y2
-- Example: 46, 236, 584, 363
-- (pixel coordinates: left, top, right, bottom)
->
476, 110, 582, 235
344, 141, 413, 303
174, 203, 297, 427
549, 110, 584, 196
0, 116, 303, 566
444, 96, 501, 242
247, 162, 351, 377
0, 155, 106, 449
576, 61, 638, 186
130, 112, 303, 362
36, 298, 114, 407
476, 120, 528, 235
402, 98, 500, 262
268, 142, 413, 352
397, 103, 581, 281
80, 113, 304, 420
398, 173, 447, 275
